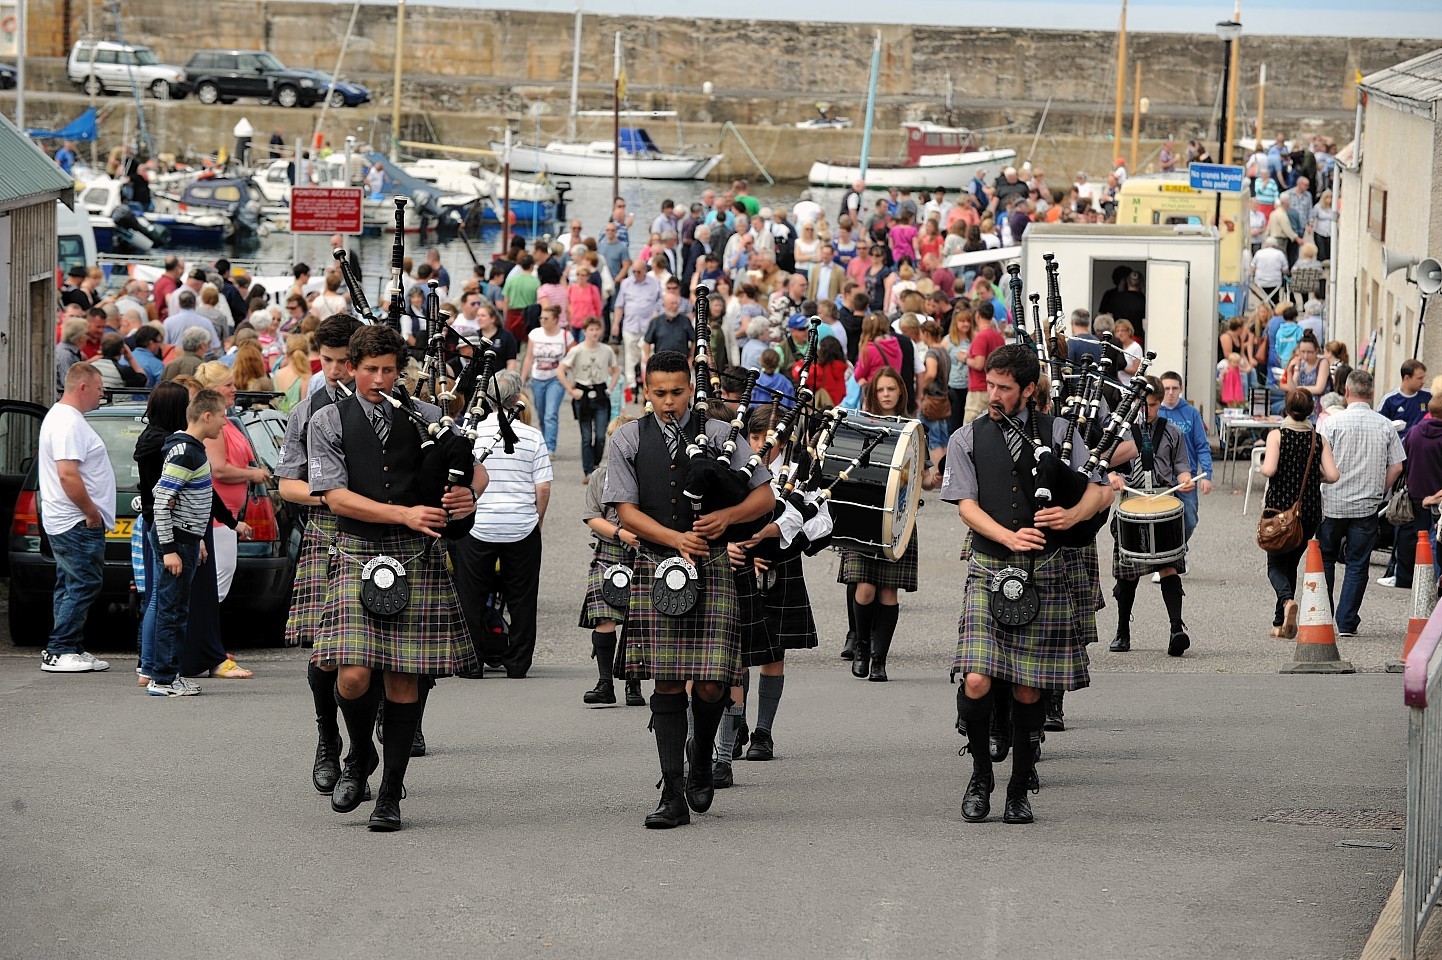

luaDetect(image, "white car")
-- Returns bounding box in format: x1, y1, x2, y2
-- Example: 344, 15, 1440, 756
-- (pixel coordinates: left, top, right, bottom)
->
66, 40, 189, 100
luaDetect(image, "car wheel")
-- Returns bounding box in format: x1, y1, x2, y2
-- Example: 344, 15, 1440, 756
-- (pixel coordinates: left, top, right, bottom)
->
328, 89, 346, 109
150, 78, 171, 100
7, 595, 53, 647
82, 74, 103, 97
275, 85, 299, 108
196, 81, 220, 104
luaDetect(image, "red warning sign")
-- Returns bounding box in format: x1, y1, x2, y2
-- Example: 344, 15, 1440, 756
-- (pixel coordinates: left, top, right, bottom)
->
290, 187, 364, 235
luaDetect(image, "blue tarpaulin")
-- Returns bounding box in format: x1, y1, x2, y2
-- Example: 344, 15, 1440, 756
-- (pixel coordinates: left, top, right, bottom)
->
26, 108, 99, 142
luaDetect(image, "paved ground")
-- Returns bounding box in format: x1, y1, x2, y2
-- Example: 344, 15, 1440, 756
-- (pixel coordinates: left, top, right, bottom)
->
0, 423, 1420, 959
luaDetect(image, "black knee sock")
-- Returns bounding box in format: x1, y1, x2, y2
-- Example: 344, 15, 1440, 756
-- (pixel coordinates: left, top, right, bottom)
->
691, 693, 727, 759
956, 687, 994, 772
592, 630, 616, 682
991, 685, 1013, 738
846, 582, 858, 635
649, 692, 688, 778
308, 662, 339, 741
414, 677, 431, 733
612, 629, 628, 679
756, 674, 784, 733
334, 677, 381, 762
872, 603, 899, 658
1112, 578, 1138, 638
854, 600, 877, 649
1159, 574, 1186, 629
380, 697, 421, 789
1010, 697, 1046, 787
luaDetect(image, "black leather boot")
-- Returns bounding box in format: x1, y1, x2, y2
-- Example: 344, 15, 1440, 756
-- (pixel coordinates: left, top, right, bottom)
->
962, 768, 995, 823
624, 680, 646, 706
840, 630, 856, 661
956, 686, 995, 823
367, 775, 404, 831
869, 604, 898, 682
584, 679, 617, 704
312, 724, 342, 795
1044, 690, 1066, 732
644, 775, 691, 828
1005, 700, 1044, 824
684, 738, 714, 813
330, 745, 378, 813
851, 601, 875, 679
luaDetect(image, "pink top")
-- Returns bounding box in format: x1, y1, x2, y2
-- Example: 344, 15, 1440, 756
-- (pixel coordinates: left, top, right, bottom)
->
855, 335, 903, 384
214, 419, 254, 520
889, 224, 919, 264
538, 283, 569, 329
567, 282, 602, 327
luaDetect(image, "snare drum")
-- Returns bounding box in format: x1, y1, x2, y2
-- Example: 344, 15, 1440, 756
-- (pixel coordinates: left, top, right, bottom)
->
1115, 494, 1187, 567
817, 411, 923, 561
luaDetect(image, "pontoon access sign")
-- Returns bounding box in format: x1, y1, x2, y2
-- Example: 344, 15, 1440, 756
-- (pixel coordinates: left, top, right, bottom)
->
1188, 163, 1246, 193
290, 187, 364, 235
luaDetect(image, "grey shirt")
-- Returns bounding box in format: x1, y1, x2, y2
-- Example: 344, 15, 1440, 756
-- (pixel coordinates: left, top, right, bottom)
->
940, 408, 1097, 505
307, 393, 444, 496
604, 413, 771, 507
276, 383, 340, 481
1121, 415, 1190, 489
582, 460, 621, 527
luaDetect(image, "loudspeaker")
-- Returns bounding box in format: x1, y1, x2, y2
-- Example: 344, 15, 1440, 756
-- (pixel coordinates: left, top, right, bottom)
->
1418, 258, 1442, 296
1383, 246, 1421, 278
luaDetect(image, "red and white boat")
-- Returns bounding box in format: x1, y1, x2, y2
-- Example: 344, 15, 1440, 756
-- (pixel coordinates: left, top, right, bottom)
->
808, 122, 1016, 191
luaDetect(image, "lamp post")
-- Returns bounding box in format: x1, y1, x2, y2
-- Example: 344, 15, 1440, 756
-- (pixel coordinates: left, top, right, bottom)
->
1216, 19, 1242, 165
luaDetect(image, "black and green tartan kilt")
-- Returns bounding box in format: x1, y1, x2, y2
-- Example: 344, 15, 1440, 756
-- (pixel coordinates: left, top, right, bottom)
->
623, 545, 742, 685
1110, 513, 1188, 580
285, 511, 338, 648
952, 548, 1091, 691
763, 553, 818, 649
737, 565, 785, 667
1059, 543, 1103, 647
836, 530, 920, 592
312, 529, 478, 677
578, 538, 633, 629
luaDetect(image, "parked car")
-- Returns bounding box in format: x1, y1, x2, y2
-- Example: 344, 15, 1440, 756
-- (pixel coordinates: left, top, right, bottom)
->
183, 50, 323, 108
4, 396, 301, 646
288, 69, 370, 108
0, 63, 16, 90
66, 40, 190, 100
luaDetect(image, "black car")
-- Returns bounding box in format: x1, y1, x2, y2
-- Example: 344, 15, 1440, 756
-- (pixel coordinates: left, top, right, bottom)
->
4, 398, 301, 646
183, 49, 323, 108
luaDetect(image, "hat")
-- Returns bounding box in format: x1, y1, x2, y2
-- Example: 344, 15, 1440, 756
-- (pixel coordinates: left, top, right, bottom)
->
67, 264, 87, 279
786, 313, 809, 331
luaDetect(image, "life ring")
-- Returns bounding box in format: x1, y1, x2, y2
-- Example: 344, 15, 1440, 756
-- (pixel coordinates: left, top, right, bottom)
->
1, 16, 17, 34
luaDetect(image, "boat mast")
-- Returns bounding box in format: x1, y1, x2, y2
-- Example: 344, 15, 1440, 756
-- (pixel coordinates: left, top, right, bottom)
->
612, 31, 621, 202
390, 0, 405, 163
1112, 0, 1127, 157
858, 30, 880, 181
568, 1, 582, 143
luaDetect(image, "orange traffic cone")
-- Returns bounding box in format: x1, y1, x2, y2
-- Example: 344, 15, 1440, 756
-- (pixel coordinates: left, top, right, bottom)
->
1387, 532, 1437, 673
1280, 538, 1356, 674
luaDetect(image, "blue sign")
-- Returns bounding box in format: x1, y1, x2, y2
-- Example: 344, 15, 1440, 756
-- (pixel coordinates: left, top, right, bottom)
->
1189, 163, 1247, 193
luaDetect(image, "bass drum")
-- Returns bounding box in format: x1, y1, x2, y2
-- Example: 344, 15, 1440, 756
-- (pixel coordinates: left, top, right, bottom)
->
817, 411, 923, 560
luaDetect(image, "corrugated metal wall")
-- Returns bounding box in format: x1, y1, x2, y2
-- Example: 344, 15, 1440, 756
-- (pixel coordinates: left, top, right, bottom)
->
3, 202, 57, 405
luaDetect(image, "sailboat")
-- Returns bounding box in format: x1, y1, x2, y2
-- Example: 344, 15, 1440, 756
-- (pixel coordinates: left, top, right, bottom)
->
492, 10, 722, 181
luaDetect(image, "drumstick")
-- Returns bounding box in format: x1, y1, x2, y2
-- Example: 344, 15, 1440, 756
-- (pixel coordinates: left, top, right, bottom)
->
1147, 472, 1209, 500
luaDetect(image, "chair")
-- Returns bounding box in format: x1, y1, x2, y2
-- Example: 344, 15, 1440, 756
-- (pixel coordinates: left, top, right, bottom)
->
1242, 445, 1269, 516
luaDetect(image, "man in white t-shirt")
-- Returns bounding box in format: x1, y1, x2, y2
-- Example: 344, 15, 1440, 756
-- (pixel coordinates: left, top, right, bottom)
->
36, 363, 115, 673
451, 371, 553, 680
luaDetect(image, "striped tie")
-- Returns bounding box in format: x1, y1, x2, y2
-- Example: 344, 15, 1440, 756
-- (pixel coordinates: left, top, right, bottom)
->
372, 406, 390, 444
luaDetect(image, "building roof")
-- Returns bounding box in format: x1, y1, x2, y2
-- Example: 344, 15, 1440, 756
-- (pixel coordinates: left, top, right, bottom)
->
0, 112, 74, 213
1361, 47, 1442, 105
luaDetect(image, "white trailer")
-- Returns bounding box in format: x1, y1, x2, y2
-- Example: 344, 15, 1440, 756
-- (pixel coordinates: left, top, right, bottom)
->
1020, 223, 1222, 430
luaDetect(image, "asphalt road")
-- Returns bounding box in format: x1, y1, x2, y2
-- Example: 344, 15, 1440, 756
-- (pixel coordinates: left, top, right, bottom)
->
0, 423, 1419, 959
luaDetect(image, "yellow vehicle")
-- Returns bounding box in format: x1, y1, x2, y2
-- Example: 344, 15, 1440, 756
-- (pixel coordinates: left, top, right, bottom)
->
1117, 173, 1251, 317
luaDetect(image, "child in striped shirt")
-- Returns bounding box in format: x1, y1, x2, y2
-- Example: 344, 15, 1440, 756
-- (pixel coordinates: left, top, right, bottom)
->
147, 389, 227, 697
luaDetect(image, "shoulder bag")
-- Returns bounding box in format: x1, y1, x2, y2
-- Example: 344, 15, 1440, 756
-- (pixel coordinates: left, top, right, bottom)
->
1384, 478, 1414, 526
1256, 430, 1316, 553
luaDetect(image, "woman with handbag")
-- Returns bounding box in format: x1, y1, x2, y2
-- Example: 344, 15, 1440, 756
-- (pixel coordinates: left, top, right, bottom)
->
916, 319, 953, 489
1258, 389, 1339, 639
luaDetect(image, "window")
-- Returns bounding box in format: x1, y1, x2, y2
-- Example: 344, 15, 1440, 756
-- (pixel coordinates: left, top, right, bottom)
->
1368, 183, 1387, 242
89, 415, 147, 490
256, 53, 285, 71
133, 47, 159, 66
238, 55, 262, 72
213, 185, 242, 202
81, 187, 110, 207
93, 49, 117, 65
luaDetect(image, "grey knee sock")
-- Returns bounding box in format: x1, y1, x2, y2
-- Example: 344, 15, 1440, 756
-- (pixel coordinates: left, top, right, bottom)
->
714, 704, 745, 765
756, 674, 784, 733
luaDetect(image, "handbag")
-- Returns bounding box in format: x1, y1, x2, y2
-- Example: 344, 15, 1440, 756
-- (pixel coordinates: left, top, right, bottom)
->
919, 390, 952, 422
1384, 479, 1415, 526
1256, 431, 1316, 553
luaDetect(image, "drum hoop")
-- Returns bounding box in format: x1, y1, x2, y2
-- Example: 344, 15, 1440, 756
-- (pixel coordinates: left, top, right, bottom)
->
881, 420, 923, 561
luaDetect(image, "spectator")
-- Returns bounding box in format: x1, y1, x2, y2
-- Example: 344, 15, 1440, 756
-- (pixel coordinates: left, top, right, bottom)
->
612, 262, 663, 389
153, 257, 183, 321
89, 333, 148, 392
963, 302, 1007, 424
916, 319, 952, 489
536, 260, 570, 333
558, 316, 621, 482
36, 363, 114, 673
523, 304, 571, 456
163, 326, 213, 381
453, 371, 552, 679
567, 263, 603, 341
643, 291, 695, 367
231, 341, 270, 392
274, 334, 313, 411
502, 253, 541, 345
129, 325, 166, 386
196, 285, 229, 341
1251, 238, 1289, 307
55, 318, 88, 399
1284, 334, 1328, 402
752, 347, 793, 407
1317, 370, 1406, 636
164, 290, 220, 353
146, 388, 231, 697
1310, 190, 1337, 262
80, 307, 109, 360
134, 381, 190, 686
945, 307, 974, 435
1379, 359, 1431, 436
1259, 388, 1340, 638
1157, 371, 1214, 541
1388, 394, 1442, 591
60, 265, 100, 312
310, 271, 348, 321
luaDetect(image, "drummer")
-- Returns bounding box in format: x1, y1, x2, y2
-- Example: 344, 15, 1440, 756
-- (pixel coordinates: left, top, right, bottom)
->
1106, 374, 1195, 657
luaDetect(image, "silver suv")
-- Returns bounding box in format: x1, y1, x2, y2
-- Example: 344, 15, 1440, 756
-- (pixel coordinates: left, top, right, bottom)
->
66, 40, 190, 100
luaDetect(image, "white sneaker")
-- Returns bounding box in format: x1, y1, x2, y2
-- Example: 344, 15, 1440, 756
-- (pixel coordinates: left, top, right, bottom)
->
1378, 575, 1398, 588
147, 678, 201, 697
76, 652, 110, 672
178, 678, 202, 693
41, 652, 95, 673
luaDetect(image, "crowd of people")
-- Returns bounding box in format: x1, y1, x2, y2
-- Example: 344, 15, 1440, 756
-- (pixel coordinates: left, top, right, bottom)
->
32, 147, 1430, 834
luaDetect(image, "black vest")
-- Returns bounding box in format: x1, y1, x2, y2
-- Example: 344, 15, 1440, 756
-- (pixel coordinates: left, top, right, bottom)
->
634, 415, 694, 549
335, 393, 423, 540
970, 412, 1056, 559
